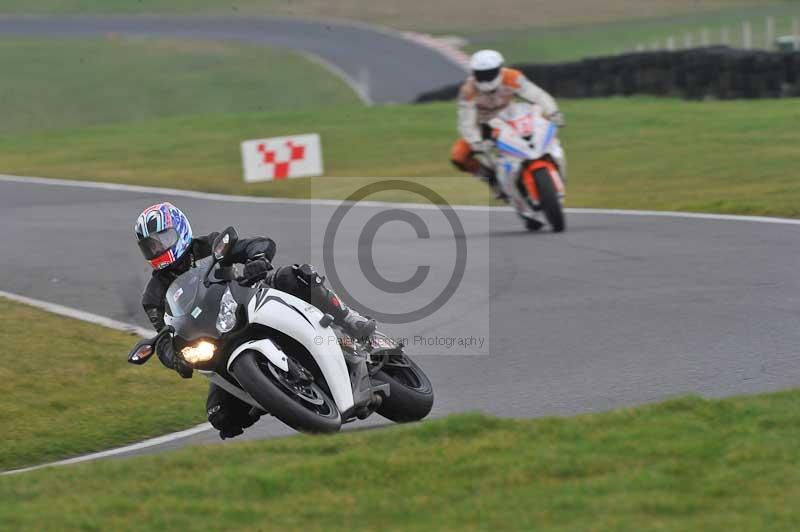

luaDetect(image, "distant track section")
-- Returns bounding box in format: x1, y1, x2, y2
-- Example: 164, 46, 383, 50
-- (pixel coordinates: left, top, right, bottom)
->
0, 16, 467, 104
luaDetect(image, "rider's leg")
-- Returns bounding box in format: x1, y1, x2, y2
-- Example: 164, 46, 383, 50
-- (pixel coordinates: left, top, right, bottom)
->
268, 264, 376, 338
450, 138, 481, 174
451, 138, 506, 200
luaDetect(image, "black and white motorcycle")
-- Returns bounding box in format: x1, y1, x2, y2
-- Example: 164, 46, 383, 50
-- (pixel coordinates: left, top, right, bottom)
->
128, 228, 434, 433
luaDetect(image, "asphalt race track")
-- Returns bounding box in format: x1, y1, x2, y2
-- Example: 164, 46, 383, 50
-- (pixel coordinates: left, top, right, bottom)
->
2, 177, 800, 458
4, 14, 798, 473
0, 16, 467, 104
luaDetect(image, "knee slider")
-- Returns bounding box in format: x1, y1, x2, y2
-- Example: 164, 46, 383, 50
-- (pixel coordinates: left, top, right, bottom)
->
291, 264, 324, 288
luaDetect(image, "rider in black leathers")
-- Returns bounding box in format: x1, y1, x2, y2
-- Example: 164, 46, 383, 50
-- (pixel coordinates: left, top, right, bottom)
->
136, 208, 375, 439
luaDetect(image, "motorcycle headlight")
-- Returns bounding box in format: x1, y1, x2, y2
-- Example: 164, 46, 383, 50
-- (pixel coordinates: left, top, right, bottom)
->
181, 341, 217, 365
216, 286, 238, 334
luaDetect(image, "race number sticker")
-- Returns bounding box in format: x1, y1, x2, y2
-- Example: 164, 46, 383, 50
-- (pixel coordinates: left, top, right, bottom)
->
241, 133, 323, 183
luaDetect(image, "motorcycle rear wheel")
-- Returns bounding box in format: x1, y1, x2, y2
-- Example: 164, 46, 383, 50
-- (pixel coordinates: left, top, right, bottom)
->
533, 167, 566, 233
231, 350, 342, 434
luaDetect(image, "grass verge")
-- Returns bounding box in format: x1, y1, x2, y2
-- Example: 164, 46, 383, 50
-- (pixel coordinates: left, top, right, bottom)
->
0, 37, 360, 135
0, 297, 206, 471
2, 98, 800, 217
2, 390, 799, 530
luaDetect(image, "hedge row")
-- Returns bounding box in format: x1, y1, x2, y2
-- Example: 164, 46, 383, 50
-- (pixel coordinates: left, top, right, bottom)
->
416, 46, 800, 102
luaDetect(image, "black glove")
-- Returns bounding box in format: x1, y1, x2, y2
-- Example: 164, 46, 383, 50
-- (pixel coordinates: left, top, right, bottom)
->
175, 359, 193, 379
241, 258, 272, 285
156, 335, 192, 379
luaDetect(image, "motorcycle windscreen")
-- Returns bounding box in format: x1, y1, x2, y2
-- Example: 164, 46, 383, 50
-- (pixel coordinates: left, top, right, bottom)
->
165, 256, 226, 341
536, 119, 558, 152
166, 257, 213, 317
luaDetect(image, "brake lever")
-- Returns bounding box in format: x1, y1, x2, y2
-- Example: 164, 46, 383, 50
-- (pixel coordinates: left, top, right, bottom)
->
246, 255, 274, 271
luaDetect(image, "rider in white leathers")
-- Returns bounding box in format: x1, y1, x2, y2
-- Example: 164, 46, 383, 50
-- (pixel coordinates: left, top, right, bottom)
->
450, 50, 567, 196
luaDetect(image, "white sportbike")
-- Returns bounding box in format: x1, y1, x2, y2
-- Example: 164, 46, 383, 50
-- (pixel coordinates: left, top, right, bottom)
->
128, 228, 434, 433
482, 102, 567, 232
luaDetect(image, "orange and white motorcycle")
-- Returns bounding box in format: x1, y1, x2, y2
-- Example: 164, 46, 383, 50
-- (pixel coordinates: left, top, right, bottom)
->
483, 102, 567, 232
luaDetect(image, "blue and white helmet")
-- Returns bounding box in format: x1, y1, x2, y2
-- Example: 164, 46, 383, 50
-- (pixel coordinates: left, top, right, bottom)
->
134, 202, 193, 270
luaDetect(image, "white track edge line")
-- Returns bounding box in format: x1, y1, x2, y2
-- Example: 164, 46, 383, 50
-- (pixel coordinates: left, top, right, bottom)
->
0, 290, 212, 475
1, 423, 213, 476
4, 173, 800, 225
297, 51, 374, 106
0, 290, 152, 337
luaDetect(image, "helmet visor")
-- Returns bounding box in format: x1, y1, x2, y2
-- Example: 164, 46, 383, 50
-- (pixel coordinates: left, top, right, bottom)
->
137, 228, 179, 260
474, 67, 501, 83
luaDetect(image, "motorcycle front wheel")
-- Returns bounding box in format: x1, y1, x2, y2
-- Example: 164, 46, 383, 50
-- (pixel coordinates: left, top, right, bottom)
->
375, 354, 434, 423
231, 350, 342, 434
533, 167, 566, 233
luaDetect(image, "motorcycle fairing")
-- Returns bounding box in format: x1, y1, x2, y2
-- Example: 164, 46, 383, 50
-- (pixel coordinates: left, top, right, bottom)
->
246, 288, 355, 413
489, 103, 566, 216
228, 338, 289, 373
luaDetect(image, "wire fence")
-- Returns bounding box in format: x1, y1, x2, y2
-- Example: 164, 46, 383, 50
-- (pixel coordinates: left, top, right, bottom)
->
632, 15, 800, 53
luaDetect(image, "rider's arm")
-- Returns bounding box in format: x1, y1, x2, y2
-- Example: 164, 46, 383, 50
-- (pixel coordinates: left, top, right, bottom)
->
227, 237, 276, 286
228, 237, 276, 264
457, 83, 483, 146
141, 273, 191, 375
141, 273, 171, 332
508, 69, 559, 117
193, 232, 275, 265
141, 273, 180, 371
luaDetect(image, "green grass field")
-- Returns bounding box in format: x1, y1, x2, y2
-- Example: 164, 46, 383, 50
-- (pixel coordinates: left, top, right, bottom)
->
2, 390, 799, 530
0, 37, 360, 135
0, 298, 206, 471
471, 3, 800, 63
2, 97, 800, 217
0, 1, 783, 32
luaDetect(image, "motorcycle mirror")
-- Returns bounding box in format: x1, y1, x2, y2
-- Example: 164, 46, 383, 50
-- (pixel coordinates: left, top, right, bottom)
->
213, 227, 239, 260
128, 326, 173, 365
128, 339, 155, 365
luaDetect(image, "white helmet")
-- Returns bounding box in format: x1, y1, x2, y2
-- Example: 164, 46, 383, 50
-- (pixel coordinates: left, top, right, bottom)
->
470, 49, 504, 92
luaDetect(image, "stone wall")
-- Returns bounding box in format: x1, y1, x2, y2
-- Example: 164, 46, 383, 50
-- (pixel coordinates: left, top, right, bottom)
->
416, 47, 800, 102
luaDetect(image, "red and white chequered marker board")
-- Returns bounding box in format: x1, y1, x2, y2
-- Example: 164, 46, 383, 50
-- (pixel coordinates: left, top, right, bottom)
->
241, 133, 323, 182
